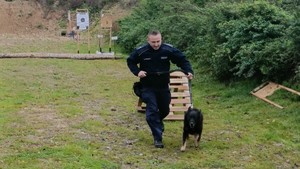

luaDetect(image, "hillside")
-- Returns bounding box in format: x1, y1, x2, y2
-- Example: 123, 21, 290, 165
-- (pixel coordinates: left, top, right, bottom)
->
0, 0, 131, 37
0, 0, 62, 36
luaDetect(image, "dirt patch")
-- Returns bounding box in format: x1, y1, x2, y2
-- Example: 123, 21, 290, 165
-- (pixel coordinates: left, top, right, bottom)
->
0, 103, 107, 157
3, 106, 70, 149
0, 0, 61, 36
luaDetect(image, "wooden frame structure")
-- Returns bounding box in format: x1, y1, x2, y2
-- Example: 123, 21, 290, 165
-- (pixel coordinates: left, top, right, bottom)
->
76, 9, 90, 54
67, 9, 90, 53
251, 81, 300, 109
137, 71, 192, 120
99, 10, 113, 53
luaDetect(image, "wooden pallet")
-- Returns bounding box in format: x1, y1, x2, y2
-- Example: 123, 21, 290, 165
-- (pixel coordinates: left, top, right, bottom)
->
137, 71, 191, 120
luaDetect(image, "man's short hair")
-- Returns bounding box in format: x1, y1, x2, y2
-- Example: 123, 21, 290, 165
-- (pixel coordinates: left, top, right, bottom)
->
148, 30, 161, 36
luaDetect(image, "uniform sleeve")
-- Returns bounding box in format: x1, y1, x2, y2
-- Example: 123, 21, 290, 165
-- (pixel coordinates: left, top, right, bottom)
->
127, 50, 140, 76
170, 48, 194, 74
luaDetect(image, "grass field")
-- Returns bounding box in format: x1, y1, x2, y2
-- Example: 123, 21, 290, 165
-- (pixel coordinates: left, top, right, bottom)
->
0, 36, 299, 168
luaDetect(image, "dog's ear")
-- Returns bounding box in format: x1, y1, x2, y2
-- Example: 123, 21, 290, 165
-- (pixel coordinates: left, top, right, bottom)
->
188, 106, 192, 111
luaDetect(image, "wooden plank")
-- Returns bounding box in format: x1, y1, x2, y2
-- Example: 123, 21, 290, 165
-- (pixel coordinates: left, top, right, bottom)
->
137, 106, 145, 112
0, 53, 121, 60
170, 106, 189, 112
169, 85, 189, 90
252, 93, 283, 109
170, 79, 189, 84
170, 98, 191, 104
168, 112, 175, 115
170, 71, 187, 77
252, 82, 280, 97
164, 114, 184, 120
138, 105, 190, 112
171, 92, 190, 97
278, 84, 300, 96
137, 108, 190, 114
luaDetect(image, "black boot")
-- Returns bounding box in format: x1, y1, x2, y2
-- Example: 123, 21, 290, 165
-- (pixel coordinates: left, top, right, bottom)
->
154, 140, 164, 148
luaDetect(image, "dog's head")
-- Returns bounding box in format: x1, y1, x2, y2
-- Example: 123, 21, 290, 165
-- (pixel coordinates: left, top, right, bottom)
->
185, 107, 202, 129
188, 116, 196, 129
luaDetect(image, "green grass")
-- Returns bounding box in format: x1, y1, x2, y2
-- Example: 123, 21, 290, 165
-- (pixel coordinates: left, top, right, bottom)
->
0, 34, 125, 56
0, 38, 299, 168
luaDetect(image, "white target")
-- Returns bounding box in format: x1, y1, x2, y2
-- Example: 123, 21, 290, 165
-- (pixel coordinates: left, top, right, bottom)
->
76, 12, 89, 30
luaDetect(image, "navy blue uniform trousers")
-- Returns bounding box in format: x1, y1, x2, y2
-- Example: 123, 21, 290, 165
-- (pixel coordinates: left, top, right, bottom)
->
141, 87, 171, 141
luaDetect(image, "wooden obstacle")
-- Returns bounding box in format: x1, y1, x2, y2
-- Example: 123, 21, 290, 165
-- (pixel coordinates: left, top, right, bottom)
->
137, 71, 191, 120
251, 81, 300, 109
0, 53, 121, 60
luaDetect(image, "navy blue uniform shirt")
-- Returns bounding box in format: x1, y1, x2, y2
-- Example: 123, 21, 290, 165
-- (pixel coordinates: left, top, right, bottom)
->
127, 43, 193, 88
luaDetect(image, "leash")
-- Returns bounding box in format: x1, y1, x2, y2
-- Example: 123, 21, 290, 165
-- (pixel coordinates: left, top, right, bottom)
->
145, 69, 189, 76
188, 79, 193, 109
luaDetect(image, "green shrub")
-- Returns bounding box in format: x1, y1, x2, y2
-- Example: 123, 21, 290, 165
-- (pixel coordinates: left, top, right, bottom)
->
200, 2, 296, 82
117, 0, 205, 54
117, 0, 299, 84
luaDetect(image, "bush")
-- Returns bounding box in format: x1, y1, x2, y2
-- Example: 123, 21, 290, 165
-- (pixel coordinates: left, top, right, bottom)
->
199, 2, 296, 82
117, 0, 205, 54
288, 9, 300, 83
117, 0, 300, 84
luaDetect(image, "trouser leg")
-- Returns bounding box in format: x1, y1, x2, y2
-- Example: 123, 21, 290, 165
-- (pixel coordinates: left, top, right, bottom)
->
157, 89, 171, 120
157, 88, 171, 133
142, 88, 163, 141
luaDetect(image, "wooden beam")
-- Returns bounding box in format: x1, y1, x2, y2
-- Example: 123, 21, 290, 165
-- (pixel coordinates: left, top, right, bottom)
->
0, 53, 121, 60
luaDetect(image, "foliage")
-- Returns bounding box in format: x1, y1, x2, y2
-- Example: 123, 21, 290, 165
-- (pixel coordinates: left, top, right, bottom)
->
286, 8, 300, 84
117, 0, 205, 54
205, 2, 295, 82
35, 0, 125, 14
276, 0, 300, 12
117, 0, 300, 84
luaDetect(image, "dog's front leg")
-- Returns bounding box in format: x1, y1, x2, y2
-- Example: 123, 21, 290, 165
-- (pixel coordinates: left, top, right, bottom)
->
194, 134, 200, 148
180, 132, 188, 151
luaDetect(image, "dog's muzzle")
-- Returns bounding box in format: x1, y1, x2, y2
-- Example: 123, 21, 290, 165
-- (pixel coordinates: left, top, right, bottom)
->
189, 120, 196, 129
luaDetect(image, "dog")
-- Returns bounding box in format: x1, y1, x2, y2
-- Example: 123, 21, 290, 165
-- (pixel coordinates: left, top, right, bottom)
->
180, 107, 203, 151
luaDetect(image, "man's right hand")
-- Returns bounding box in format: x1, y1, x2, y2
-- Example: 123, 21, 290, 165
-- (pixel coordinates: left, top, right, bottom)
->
187, 72, 193, 80
138, 71, 147, 78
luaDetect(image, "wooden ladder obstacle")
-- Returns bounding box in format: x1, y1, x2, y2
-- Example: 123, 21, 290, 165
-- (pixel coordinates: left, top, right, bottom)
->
137, 70, 191, 120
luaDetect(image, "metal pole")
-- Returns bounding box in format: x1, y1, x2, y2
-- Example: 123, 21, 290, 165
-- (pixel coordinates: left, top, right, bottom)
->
109, 27, 112, 53
114, 41, 116, 56
98, 37, 102, 53
77, 30, 80, 54
88, 26, 90, 54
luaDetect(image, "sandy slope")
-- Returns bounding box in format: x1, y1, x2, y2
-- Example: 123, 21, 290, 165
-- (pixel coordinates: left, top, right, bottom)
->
0, 0, 61, 36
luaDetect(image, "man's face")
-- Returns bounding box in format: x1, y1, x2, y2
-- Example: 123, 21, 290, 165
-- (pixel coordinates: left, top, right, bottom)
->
148, 33, 162, 50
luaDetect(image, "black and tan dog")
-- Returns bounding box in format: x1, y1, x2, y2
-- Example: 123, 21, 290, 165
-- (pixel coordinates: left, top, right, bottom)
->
180, 107, 203, 151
